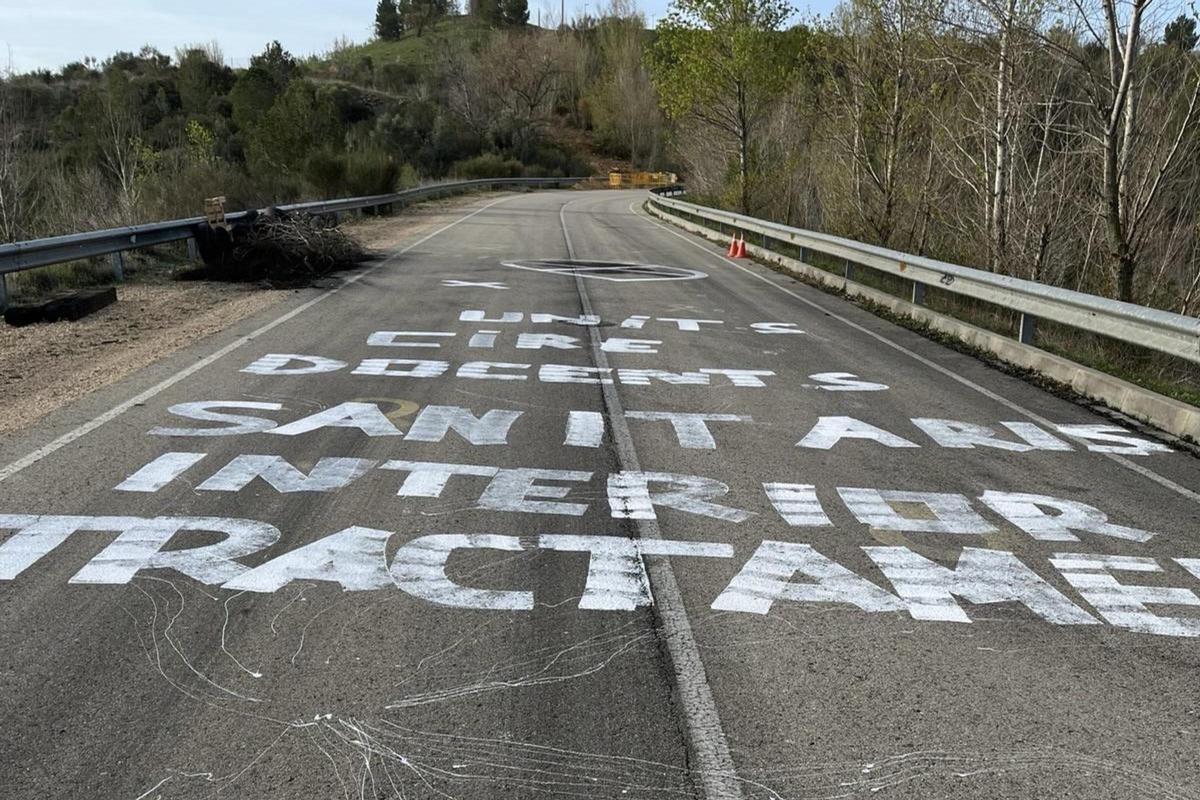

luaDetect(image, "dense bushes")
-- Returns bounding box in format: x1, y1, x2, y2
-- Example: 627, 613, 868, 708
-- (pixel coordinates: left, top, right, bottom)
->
451, 153, 524, 179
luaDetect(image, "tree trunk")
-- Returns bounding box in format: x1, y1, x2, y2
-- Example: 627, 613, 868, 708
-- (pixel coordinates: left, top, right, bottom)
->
990, 0, 1018, 272
737, 83, 750, 213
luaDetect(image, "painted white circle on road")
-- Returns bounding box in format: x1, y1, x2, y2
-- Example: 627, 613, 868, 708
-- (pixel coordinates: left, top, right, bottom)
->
502, 259, 708, 283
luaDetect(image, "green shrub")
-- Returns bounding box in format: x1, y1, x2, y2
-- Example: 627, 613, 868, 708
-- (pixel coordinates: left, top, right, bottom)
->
450, 153, 524, 179
304, 150, 347, 198
344, 149, 401, 196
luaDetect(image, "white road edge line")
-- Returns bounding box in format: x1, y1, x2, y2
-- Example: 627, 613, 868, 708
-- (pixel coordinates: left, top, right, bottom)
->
0, 193, 519, 485
561, 199, 746, 800
630, 199, 1200, 506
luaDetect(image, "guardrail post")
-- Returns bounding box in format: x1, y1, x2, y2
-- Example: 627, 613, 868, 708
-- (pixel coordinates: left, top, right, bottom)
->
844, 259, 853, 280
911, 281, 925, 305
0, 273, 8, 312
186, 237, 199, 262
110, 252, 125, 282
1019, 313, 1037, 344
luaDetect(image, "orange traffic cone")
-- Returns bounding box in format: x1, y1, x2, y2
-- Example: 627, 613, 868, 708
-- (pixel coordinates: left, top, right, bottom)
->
734, 235, 747, 258
726, 235, 738, 257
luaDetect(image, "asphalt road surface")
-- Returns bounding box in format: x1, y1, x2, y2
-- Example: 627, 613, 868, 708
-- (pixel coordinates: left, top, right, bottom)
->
3, 189, 1200, 800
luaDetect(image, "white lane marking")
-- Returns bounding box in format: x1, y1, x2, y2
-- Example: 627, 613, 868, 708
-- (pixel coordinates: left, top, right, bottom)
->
442, 279, 507, 289
631, 201, 1200, 506
560, 199, 745, 800
0, 195, 520, 485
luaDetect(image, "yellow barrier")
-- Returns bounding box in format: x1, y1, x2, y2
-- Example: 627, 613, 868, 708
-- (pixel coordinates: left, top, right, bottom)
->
608, 171, 677, 188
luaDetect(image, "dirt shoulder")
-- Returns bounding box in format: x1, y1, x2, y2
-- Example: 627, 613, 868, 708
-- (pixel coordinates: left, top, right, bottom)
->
0, 194, 496, 434
0, 283, 286, 433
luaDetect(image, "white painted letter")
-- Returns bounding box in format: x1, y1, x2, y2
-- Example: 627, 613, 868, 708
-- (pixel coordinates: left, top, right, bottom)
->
224, 526, 393, 592
979, 491, 1152, 542
241, 354, 346, 375
1056, 424, 1172, 455
809, 373, 888, 392
608, 472, 751, 523
380, 460, 499, 497
600, 338, 661, 354
564, 411, 604, 447
405, 405, 522, 446
1053, 554, 1200, 636
366, 331, 456, 348
390, 534, 532, 610
751, 322, 804, 335
797, 417, 920, 450
71, 517, 280, 586
540, 534, 733, 610
516, 333, 581, 350
764, 483, 831, 527
626, 411, 751, 450
0, 515, 142, 579
700, 368, 774, 387
839, 488, 996, 534
617, 369, 708, 386
115, 452, 207, 492
460, 310, 523, 323
457, 361, 530, 381
911, 419, 1032, 451
151, 402, 282, 437
657, 317, 723, 331
478, 469, 593, 516
713, 541, 903, 615
866, 547, 1098, 625
352, 359, 449, 378
268, 403, 401, 437
197, 456, 377, 493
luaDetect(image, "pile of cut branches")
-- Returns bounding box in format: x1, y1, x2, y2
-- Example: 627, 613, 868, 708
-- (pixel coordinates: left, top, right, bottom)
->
193, 209, 367, 285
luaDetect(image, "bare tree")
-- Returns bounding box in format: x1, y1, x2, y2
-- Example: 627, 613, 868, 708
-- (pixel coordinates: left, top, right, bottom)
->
443, 30, 572, 137
0, 61, 32, 242
93, 72, 147, 222
591, 13, 667, 167
824, 0, 945, 248
1051, 0, 1200, 302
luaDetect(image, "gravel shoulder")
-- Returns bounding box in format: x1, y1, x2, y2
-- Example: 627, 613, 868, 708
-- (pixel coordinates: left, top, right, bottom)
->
0, 283, 286, 433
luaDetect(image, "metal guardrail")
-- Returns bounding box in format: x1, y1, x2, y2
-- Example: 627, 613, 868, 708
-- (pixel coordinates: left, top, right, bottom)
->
0, 177, 583, 309
647, 190, 1200, 365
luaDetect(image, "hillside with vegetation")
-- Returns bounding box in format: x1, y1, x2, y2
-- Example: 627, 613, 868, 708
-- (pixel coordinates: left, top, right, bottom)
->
3, 0, 1199, 320
0, 5, 668, 251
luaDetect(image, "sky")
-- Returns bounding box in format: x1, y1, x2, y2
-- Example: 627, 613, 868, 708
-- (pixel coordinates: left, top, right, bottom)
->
0, 0, 838, 74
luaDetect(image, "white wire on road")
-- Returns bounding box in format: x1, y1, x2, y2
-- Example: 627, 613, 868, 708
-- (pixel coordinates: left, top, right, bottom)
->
560, 197, 746, 800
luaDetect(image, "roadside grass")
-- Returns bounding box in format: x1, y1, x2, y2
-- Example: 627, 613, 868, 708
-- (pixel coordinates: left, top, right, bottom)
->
5, 244, 194, 304
655, 202, 1200, 412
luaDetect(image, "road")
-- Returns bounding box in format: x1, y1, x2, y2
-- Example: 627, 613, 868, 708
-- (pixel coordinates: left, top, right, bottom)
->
2, 188, 1199, 800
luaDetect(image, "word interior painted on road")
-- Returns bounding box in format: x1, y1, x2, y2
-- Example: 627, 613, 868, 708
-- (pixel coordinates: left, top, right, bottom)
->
1, 514, 1199, 638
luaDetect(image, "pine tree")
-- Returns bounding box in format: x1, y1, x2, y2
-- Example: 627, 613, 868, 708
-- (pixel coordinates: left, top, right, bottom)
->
375, 0, 403, 41
477, 0, 502, 25
500, 0, 528, 25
